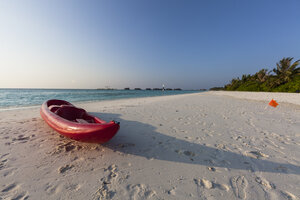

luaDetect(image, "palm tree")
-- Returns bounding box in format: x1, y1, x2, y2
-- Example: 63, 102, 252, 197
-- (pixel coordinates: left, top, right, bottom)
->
226, 78, 241, 90
273, 57, 300, 84
241, 74, 251, 83
256, 69, 269, 83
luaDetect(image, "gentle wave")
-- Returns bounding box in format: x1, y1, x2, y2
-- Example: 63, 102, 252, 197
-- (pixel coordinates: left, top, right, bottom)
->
0, 89, 202, 109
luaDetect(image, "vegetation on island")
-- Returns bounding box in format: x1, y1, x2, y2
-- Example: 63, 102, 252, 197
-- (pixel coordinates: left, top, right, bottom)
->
210, 57, 300, 92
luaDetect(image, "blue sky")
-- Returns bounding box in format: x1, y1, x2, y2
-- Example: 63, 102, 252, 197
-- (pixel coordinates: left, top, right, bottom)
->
0, 0, 299, 89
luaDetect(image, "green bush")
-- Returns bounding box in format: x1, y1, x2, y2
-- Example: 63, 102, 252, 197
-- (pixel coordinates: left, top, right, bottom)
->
236, 81, 261, 91
222, 57, 300, 93
272, 76, 300, 92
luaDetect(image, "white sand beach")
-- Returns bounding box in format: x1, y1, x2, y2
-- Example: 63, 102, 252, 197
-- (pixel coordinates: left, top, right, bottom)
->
0, 91, 299, 200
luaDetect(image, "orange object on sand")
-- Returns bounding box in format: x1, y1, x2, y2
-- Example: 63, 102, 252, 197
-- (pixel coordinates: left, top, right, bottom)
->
269, 99, 279, 107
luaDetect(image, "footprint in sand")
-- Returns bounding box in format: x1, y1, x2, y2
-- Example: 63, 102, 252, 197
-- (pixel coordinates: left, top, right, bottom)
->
230, 176, 248, 199
58, 164, 74, 174
196, 178, 212, 189
127, 184, 156, 200
184, 136, 192, 140
254, 177, 278, 199
10, 191, 29, 200
167, 187, 176, 195
52, 142, 82, 154
96, 182, 116, 200
175, 150, 196, 158
255, 177, 273, 190
1, 183, 18, 193
194, 178, 229, 191
1, 183, 29, 200
96, 165, 119, 200
207, 167, 216, 172
281, 190, 297, 200
12, 134, 31, 143
0, 158, 8, 170
45, 183, 61, 195
248, 150, 269, 159
214, 182, 230, 191
65, 183, 81, 191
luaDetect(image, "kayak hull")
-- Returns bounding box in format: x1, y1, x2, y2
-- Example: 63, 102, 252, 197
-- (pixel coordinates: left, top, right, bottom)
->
40, 99, 120, 143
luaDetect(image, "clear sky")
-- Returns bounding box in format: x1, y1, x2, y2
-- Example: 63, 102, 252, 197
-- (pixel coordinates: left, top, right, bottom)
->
0, 0, 300, 89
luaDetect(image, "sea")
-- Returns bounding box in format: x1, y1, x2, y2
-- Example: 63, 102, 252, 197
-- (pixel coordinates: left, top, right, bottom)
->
0, 88, 202, 110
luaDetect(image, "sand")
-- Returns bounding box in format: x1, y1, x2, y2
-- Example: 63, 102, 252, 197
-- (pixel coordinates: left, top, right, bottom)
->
207, 91, 300, 106
0, 91, 299, 200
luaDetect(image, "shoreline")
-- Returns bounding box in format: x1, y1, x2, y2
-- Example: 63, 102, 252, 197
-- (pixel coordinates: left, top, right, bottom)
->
0, 91, 203, 111
1, 90, 299, 112
0, 92, 299, 199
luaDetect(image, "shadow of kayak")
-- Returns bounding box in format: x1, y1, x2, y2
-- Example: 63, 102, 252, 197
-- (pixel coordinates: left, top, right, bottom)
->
89, 112, 300, 175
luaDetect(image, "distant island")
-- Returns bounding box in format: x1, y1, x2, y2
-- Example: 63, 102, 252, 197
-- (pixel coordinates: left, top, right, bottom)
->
98, 87, 207, 92
124, 88, 183, 91
97, 87, 202, 91
97, 88, 117, 90
210, 57, 300, 93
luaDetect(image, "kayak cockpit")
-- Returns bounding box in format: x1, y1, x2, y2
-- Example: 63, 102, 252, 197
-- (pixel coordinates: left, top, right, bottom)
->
47, 101, 96, 124
55, 106, 95, 123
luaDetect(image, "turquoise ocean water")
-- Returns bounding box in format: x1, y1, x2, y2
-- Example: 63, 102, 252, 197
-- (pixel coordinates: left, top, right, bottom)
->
0, 89, 201, 109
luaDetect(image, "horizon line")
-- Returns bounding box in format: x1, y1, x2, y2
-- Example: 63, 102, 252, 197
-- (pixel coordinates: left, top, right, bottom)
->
0, 87, 206, 91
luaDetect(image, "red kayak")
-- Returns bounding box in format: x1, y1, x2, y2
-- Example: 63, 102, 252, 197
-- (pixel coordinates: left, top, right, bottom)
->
40, 99, 120, 143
